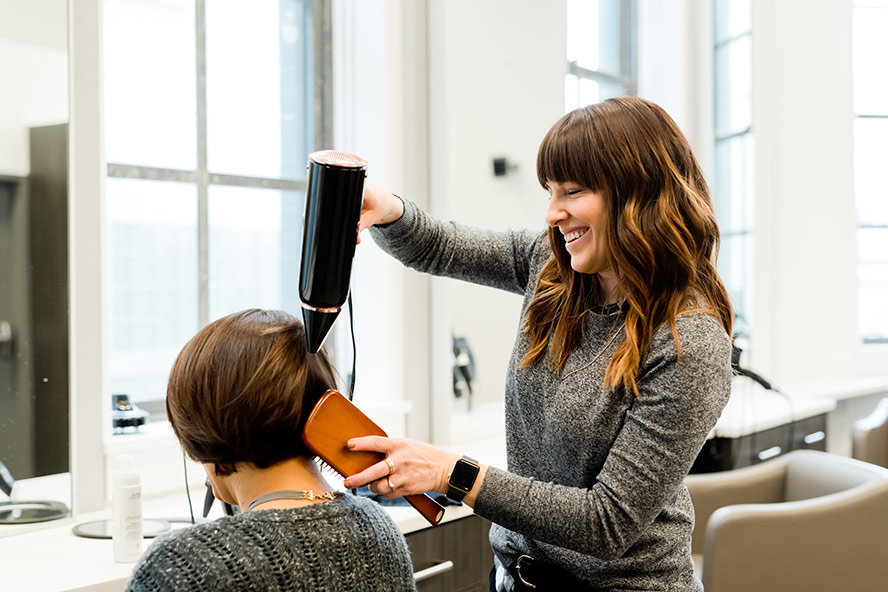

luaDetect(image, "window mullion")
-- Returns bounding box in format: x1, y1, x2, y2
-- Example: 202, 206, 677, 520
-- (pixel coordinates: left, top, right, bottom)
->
312, 0, 333, 150
620, 0, 638, 96
196, 0, 209, 328
568, 62, 633, 90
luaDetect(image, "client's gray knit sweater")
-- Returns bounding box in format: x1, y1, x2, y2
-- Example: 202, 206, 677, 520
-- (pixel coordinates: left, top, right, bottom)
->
125, 494, 417, 592
370, 199, 732, 591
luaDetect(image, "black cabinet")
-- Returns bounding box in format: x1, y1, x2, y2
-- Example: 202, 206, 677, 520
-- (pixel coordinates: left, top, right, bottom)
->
406, 514, 493, 592
691, 413, 827, 473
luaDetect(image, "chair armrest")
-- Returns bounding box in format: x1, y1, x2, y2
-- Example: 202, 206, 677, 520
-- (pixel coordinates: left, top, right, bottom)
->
685, 458, 787, 554
852, 397, 888, 467
702, 481, 888, 592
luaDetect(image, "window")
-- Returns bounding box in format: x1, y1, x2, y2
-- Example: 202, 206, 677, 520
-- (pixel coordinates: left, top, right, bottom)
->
712, 0, 753, 342
103, 0, 331, 413
853, 0, 888, 345
565, 0, 637, 111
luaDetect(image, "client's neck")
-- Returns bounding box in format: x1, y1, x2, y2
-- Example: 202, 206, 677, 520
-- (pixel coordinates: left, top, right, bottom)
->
220, 457, 336, 512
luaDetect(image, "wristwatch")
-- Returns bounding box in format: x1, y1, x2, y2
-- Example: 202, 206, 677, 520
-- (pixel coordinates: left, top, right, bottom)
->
447, 455, 480, 502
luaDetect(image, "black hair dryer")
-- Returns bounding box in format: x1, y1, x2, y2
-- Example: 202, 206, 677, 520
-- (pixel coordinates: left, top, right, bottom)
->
300, 150, 367, 353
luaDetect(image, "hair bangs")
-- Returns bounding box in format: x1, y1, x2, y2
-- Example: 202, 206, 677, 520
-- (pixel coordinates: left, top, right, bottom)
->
537, 109, 605, 192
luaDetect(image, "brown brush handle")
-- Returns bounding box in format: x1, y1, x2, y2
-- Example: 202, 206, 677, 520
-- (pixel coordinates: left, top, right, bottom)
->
405, 493, 445, 525
303, 390, 446, 526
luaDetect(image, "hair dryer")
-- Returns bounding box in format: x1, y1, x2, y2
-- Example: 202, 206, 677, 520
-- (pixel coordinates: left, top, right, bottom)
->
300, 150, 367, 353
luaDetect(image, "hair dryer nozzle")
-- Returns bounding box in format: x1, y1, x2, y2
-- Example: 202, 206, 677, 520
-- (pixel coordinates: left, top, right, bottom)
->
302, 304, 341, 354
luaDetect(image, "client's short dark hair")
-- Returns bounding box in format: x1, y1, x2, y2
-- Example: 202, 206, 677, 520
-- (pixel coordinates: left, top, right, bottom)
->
166, 309, 339, 476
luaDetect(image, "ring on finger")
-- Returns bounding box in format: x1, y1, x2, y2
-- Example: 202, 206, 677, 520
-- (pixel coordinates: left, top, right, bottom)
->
385, 457, 396, 476
386, 477, 397, 493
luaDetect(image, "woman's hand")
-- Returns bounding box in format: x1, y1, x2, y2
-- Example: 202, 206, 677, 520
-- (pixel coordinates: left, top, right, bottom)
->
342, 436, 458, 498
356, 181, 405, 245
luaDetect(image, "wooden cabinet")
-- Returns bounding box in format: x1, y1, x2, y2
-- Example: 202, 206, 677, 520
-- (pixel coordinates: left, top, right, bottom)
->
406, 514, 493, 592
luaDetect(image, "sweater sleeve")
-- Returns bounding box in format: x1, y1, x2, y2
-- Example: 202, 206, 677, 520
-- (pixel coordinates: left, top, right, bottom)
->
473, 313, 732, 559
368, 197, 547, 295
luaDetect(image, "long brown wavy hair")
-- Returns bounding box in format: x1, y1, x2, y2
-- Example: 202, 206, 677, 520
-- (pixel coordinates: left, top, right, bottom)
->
520, 97, 733, 396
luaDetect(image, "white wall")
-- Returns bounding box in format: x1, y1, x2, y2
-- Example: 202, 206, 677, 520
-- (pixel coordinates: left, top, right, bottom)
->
428, 0, 567, 409
751, 0, 867, 389
334, 0, 446, 441
0, 38, 68, 175
0, 0, 68, 175
69, 0, 109, 513
0, 0, 67, 51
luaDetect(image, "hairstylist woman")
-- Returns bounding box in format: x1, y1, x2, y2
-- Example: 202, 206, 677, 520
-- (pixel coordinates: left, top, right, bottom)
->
344, 97, 733, 591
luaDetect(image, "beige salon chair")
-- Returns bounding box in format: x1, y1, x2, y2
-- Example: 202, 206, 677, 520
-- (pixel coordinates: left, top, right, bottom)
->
852, 398, 888, 468
685, 449, 888, 592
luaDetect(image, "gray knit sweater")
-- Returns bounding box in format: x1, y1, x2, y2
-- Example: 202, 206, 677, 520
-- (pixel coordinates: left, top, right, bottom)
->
370, 199, 732, 591
125, 494, 417, 592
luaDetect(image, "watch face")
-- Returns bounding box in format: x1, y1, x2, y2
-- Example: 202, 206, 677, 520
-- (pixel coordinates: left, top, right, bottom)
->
450, 458, 480, 490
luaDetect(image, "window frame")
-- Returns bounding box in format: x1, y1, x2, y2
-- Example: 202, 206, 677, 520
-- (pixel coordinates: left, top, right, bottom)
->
712, 0, 753, 343
852, 1, 888, 346
565, 0, 637, 110
104, 0, 334, 415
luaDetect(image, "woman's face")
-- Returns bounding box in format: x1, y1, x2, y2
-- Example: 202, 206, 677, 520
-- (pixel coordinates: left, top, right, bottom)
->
545, 180, 613, 276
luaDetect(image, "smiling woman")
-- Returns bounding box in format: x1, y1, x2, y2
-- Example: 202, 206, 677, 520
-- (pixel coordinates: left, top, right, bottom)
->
347, 96, 734, 591
528, 97, 732, 394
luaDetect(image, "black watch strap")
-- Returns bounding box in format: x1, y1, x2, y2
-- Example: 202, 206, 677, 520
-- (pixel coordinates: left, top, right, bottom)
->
447, 455, 480, 502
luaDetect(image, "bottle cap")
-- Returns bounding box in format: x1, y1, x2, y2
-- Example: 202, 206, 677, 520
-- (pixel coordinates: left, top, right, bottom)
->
113, 454, 140, 487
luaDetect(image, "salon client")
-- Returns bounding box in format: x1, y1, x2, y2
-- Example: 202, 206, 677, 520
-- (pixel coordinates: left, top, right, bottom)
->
345, 97, 734, 591
126, 309, 417, 592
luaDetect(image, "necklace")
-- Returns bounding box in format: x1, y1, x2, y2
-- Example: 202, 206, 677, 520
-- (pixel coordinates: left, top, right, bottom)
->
557, 320, 625, 381
246, 489, 342, 512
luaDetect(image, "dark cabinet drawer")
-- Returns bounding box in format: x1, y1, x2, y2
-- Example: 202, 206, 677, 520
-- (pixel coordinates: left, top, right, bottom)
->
691, 414, 829, 473
792, 414, 827, 451
406, 514, 493, 592
735, 422, 792, 467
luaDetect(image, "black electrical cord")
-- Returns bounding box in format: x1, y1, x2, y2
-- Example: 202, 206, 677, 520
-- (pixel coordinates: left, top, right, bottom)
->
184, 454, 195, 524
347, 290, 358, 497
348, 291, 357, 401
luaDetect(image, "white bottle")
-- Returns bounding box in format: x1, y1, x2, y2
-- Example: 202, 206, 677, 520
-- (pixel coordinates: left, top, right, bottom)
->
113, 454, 142, 563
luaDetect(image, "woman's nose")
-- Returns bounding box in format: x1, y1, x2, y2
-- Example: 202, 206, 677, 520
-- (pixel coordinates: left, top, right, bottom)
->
546, 198, 566, 227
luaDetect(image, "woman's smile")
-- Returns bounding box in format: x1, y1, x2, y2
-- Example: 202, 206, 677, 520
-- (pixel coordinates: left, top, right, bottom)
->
563, 227, 589, 247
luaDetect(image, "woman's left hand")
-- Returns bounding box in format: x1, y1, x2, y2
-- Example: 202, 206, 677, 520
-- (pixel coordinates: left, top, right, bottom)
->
342, 436, 459, 498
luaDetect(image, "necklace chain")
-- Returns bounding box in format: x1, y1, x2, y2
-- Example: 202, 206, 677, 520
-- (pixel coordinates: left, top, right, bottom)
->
246, 489, 342, 512
557, 321, 625, 381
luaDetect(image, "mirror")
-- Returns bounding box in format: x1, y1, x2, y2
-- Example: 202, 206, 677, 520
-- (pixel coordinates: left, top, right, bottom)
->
0, 0, 70, 507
